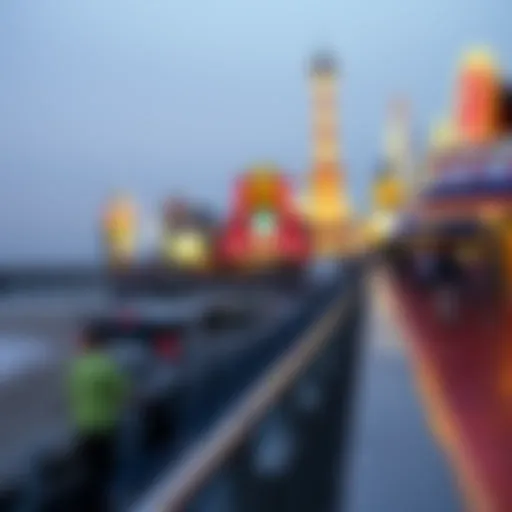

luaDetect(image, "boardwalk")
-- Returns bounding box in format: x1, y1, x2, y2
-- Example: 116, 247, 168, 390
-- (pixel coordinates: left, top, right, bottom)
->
344, 275, 461, 512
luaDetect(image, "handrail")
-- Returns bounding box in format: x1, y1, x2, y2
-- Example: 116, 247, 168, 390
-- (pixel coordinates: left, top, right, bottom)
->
131, 284, 352, 512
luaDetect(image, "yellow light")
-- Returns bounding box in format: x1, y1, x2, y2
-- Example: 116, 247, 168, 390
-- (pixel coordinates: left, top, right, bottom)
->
373, 174, 405, 211
460, 47, 498, 73
371, 211, 397, 239
163, 232, 207, 266
429, 118, 458, 151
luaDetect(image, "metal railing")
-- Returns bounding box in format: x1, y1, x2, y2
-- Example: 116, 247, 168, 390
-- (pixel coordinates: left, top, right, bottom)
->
2, 265, 362, 511
131, 266, 364, 512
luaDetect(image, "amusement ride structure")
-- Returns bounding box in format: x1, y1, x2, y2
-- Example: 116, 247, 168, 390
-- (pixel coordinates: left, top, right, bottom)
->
101, 52, 357, 272
217, 165, 310, 271
301, 54, 352, 257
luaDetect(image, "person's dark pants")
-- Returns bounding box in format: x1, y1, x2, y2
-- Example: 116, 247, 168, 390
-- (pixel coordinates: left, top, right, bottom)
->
76, 430, 118, 512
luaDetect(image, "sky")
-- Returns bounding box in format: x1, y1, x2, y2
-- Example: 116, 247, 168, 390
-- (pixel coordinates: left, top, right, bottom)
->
0, 0, 510, 262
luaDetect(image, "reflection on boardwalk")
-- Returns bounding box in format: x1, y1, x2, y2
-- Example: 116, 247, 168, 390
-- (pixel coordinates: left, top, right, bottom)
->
388, 272, 512, 512
344, 275, 461, 512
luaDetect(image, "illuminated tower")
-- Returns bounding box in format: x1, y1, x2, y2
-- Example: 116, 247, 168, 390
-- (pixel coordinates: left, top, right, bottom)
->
307, 52, 349, 255
455, 48, 501, 145
385, 97, 414, 193
368, 99, 411, 247
430, 118, 458, 153
426, 118, 458, 183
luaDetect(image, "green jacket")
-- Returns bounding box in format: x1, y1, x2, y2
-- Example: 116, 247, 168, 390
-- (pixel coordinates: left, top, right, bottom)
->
68, 351, 128, 435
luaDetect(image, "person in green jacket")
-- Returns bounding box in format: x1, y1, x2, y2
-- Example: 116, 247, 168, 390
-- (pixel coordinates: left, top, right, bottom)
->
68, 327, 129, 512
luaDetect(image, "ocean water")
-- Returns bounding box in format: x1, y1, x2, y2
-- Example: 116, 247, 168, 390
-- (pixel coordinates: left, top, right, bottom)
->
0, 288, 110, 315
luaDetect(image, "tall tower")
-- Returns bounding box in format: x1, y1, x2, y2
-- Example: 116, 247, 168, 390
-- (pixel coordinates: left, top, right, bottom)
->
307, 52, 349, 255
427, 118, 458, 182
384, 97, 414, 192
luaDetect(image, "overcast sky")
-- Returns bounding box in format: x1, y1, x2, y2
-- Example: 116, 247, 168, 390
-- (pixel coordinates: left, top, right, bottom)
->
0, 0, 510, 262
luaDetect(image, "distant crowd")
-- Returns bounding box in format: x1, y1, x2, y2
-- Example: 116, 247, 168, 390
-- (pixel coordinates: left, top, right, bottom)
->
383, 239, 503, 322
